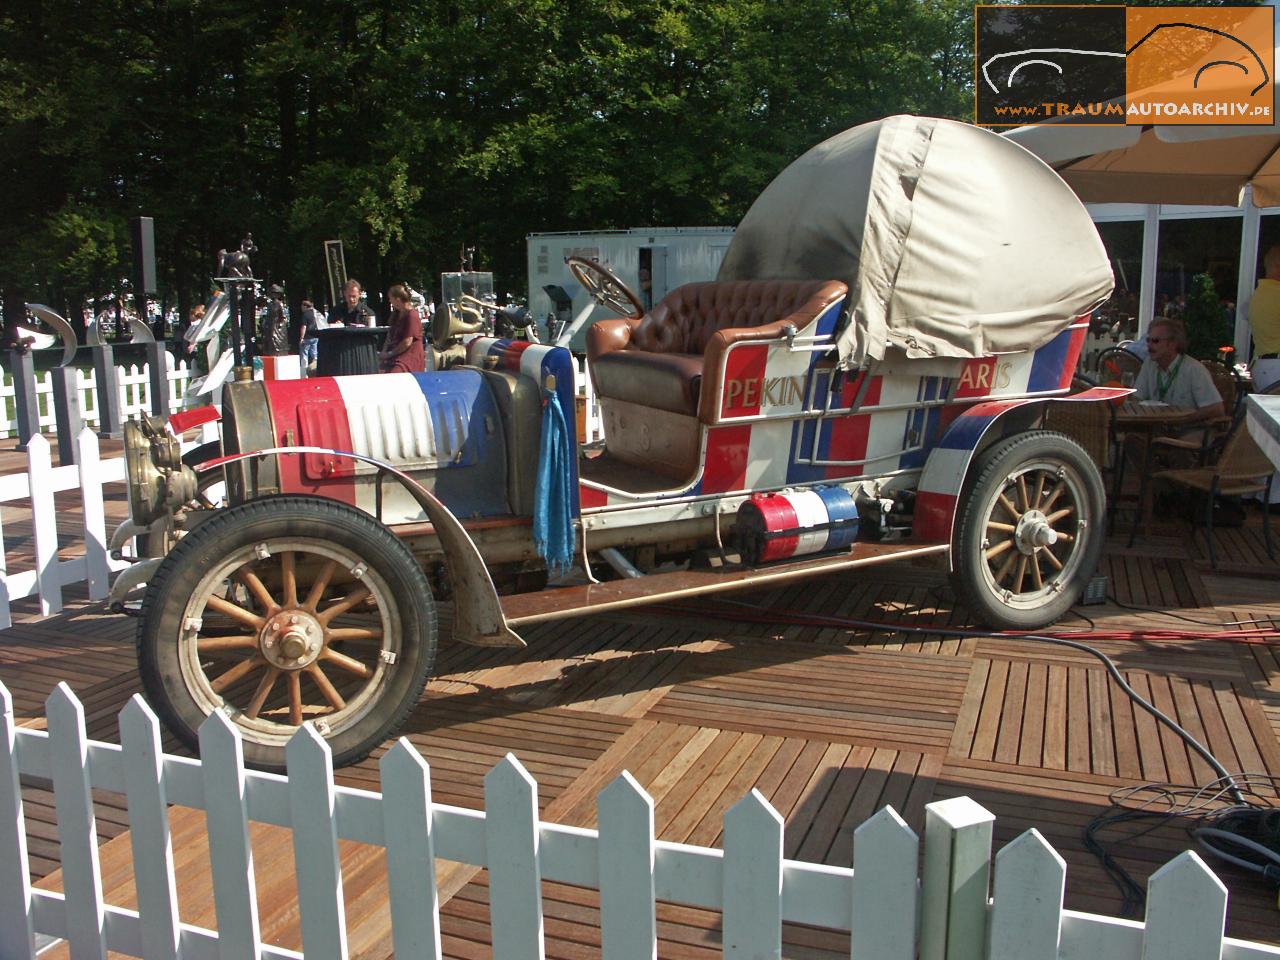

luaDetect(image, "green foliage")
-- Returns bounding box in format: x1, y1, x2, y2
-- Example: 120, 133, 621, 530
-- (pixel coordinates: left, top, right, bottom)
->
1, 0, 975, 310
1184, 273, 1233, 362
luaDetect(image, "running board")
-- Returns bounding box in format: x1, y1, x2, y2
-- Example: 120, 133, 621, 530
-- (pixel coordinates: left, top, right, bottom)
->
502, 540, 949, 626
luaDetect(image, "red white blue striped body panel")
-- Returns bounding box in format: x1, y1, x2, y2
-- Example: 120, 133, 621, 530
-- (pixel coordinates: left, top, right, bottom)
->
259, 369, 510, 523
581, 319, 1090, 520
736, 487, 861, 564
913, 384, 1127, 546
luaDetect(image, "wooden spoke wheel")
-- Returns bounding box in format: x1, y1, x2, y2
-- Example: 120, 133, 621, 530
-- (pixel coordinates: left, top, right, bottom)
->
138, 496, 436, 771
951, 431, 1104, 630
566, 255, 645, 320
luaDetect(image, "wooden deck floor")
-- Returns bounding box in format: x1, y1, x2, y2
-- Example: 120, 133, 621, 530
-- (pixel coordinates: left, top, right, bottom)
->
6, 446, 1280, 953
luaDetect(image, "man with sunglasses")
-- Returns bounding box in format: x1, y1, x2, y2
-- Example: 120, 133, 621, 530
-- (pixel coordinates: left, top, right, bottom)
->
1121, 319, 1225, 505
1132, 318, 1223, 421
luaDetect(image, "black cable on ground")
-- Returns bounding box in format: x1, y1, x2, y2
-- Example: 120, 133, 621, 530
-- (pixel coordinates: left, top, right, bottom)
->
658, 599, 1246, 803
651, 596, 1280, 914
1066, 607, 1096, 632
1105, 593, 1279, 628
1082, 777, 1280, 916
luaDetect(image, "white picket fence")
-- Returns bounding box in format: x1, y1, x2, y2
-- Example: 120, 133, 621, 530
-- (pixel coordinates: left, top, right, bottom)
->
0, 359, 195, 439
1, 683, 1275, 960
0, 427, 217, 629
0, 431, 125, 628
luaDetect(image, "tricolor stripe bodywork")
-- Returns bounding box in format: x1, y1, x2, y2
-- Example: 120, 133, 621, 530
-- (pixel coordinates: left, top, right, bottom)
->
581, 318, 1091, 514
260, 370, 509, 523
249, 314, 1093, 559
912, 384, 1128, 549
467, 337, 581, 516
736, 487, 861, 564
259, 354, 303, 381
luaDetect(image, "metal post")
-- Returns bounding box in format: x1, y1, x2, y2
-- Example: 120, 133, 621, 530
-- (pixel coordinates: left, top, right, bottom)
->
145, 340, 170, 419
1235, 187, 1262, 361
1137, 204, 1160, 341
91, 344, 122, 438
228, 281, 244, 367
9, 349, 39, 451
241, 281, 257, 365
50, 366, 83, 464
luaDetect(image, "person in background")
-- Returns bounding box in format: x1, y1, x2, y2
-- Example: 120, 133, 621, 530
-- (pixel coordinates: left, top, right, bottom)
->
638, 267, 653, 311
379, 283, 425, 373
1248, 245, 1280, 391
329, 279, 375, 327
260, 284, 290, 356
1133, 318, 1223, 421
298, 298, 322, 374
183, 304, 207, 376
1122, 318, 1225, 486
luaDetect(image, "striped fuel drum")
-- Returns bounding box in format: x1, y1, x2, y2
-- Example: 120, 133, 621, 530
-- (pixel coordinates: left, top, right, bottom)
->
734, 487, 861, 565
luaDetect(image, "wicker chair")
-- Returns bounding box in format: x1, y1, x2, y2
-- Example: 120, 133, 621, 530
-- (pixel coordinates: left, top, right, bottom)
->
1152, 418, 1274, 568
1046, 399, 1113, 474
1045, 397, 1117, 527
1201, 359, 1239, 417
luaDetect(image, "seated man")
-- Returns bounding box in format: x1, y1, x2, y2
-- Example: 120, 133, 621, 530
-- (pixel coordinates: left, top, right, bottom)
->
1132, 318, 1223, 422
1123, 318, 1225, 489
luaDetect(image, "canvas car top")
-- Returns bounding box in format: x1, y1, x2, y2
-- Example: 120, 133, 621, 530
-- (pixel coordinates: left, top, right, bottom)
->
717, 115, 1114, 368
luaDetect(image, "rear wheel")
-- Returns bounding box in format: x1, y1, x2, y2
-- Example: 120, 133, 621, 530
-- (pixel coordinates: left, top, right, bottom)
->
951, 431, 1104, 630
137, 496, 436, 771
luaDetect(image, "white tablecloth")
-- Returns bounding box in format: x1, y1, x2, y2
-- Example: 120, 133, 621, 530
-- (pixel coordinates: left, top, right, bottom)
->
1245, 394, 1280, 470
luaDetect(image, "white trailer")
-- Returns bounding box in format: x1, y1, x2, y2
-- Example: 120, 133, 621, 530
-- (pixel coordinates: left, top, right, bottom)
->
526, 227, 735, 349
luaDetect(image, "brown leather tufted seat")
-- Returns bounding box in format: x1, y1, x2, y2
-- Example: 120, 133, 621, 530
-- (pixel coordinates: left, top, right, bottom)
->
587, 279, 848, 421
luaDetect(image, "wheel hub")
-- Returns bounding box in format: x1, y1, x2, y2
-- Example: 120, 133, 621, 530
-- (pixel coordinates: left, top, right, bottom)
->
1014, 509, 1058, 556
260, 609, 324, 669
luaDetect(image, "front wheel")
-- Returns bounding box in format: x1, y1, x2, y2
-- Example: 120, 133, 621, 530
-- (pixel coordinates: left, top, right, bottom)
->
950, 431, 1104, 631
137, 496, 437, 771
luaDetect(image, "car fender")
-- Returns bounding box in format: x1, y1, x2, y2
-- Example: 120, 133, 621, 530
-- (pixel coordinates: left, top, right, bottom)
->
913, 387, 1126, 567
195, 445, 526, 648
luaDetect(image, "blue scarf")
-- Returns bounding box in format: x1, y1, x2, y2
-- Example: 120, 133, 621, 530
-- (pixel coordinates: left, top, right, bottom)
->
533, 388, 575, 576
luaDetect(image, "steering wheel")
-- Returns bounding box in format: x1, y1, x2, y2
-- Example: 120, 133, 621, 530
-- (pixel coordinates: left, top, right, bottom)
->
566, 256, 645, 320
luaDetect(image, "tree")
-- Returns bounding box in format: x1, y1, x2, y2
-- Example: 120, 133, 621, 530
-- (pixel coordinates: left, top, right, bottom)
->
2, 0, 977, 311
1184, 273, 1233, 362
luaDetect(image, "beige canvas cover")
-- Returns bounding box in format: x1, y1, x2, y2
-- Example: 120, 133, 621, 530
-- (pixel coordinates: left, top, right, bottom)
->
717, 115, 1114, 368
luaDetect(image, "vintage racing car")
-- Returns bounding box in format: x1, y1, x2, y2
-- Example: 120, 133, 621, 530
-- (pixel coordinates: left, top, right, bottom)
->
115, 116, 1119, 769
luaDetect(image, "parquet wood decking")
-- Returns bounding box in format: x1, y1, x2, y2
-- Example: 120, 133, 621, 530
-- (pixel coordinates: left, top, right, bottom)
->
11, 506, 1280, 954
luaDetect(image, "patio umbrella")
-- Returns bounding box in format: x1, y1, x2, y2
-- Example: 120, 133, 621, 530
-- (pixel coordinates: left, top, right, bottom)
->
1004, 6, 1280, 205
1007, 123, 1280, 207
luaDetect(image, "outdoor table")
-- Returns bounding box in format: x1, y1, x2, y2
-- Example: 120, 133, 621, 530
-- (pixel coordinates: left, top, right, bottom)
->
1113, 399, 1203, 432
1246, 394, 1280, 470
1113, 401, 1203, 543
316, 326, 388, 377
